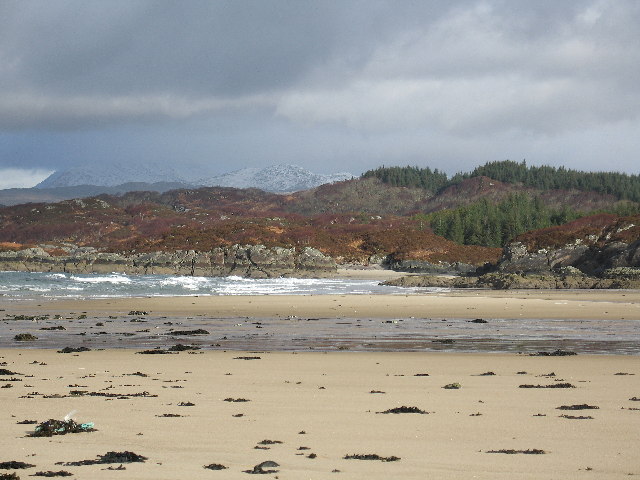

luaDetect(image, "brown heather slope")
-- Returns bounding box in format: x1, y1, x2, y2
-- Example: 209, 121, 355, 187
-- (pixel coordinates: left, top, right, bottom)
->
0, 176, 630, 268
0, 192, 501, 266
514, 213, 640, 251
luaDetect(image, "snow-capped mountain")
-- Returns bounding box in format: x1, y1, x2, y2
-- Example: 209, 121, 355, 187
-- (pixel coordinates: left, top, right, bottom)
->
35, 163, 354, 193
198, 164, 354, 192
35, 162, 190, 188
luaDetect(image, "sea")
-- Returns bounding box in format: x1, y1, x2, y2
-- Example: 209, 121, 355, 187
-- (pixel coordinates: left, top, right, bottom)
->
1, 271, 639, 355
0, 271, 423, 299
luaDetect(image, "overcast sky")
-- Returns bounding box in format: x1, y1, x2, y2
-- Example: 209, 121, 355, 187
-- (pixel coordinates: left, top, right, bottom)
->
1, 0, 639, 188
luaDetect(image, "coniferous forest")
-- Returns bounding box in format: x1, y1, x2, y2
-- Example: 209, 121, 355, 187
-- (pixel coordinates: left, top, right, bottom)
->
364, 160, 640, 201
364, 161, 640, 247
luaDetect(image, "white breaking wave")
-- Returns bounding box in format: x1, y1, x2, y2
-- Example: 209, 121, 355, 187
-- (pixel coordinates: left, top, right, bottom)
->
46, 273, 68, 279
0, 271, 421, 298
159, 276, 212, 290
69, 274, 132, 284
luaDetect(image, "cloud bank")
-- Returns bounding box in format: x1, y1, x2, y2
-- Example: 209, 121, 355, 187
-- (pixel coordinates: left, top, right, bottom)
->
0, 0, 638, 176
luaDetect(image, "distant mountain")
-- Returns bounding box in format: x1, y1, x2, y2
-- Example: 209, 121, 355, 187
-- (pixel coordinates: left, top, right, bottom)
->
0, 182, 191, 206
36, 162, 190, 188
198, 164, 354, 192
34, 162, 354, 194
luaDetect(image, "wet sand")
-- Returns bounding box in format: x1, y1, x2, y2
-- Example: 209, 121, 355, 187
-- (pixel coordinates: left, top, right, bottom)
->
1, 349, 639, 479
4, 288, 640, 320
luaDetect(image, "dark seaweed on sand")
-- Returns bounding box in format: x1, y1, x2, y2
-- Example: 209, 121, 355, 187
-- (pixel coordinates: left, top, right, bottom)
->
136, 349, 174, 355
344, 454, 400, 462
70, 390, 156, 399
233, 356, 261, 360
0, 473, 19, 480
0, 369, 20, 376
57, 347, 91, 354
530, 350, 577, 356
486, 449, 546, 454
258, 440, 283, 445
168, 344, 200, 352
63, 451, 147, 466
32, 471, 73, 477
0, 462, 35, 469
14, 333, 37, 341
560, 414, 593, 419
519, 383, 575, 388
224, 397, 250, 402
377, 406, 428, 414
557, 404, 599, 410
204, 464, 227, 470
28, 419, 95, 437
166, 329, 209, 336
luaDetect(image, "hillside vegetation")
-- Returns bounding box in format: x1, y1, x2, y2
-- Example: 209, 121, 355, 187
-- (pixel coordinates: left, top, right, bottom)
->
363, 162, 640, 246
0, 161, 638, 268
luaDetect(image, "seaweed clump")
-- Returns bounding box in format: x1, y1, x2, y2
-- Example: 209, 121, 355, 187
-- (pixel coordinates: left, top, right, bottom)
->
0, 473, 20, 480
519, 383, 575, 389
377, 406, 428, 414
343, 454, 400, 462
530, 350, 577, 357
62, 451, 147, 466
486, 449, 546, 454
57, 347, 91, 354
14, 334, 37, 341
28, 419, 95, 437
0, 462, 35, 469
557, 404, 599, 410
32, 472, 73, 477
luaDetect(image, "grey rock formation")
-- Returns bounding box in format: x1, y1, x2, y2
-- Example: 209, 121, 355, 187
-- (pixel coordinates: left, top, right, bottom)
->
497, 239, 640, 275
0, 244, 337, 278
497, 241, 589, 273
387, 258, 477, 274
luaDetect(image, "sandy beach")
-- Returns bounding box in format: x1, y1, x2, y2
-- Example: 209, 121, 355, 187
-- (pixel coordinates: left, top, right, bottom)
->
1, 349, 639, 479
2, 286, 640, 478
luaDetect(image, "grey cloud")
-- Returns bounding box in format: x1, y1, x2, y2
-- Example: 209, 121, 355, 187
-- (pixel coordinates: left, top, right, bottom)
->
0, 0, 638, 175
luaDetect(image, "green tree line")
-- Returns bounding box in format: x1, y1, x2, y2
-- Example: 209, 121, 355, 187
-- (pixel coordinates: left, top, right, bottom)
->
422, 193, 582, 247
363, 161, 640, 201
362, 165, 450, 192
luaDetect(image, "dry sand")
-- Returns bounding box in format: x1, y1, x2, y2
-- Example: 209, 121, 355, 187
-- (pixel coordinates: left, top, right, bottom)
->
8, 288, 640, 320
1, 349, 639, 479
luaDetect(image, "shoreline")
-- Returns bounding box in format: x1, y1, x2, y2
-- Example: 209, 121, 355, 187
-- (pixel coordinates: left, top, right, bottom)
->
4, 288, 640, 320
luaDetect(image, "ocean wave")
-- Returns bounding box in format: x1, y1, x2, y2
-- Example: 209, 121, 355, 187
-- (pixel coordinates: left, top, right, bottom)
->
0, 271, 420, 298
69, 274, 132, 284
159, 276, 212, 290
46, 273, 68, 279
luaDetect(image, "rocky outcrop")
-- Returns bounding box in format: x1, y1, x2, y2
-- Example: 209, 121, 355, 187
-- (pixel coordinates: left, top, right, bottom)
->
385, 233, 640, 290
497, 239, 640, 275
0, 245, 337, 278
384, 270, 640, 290
386, 257, 477, 275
